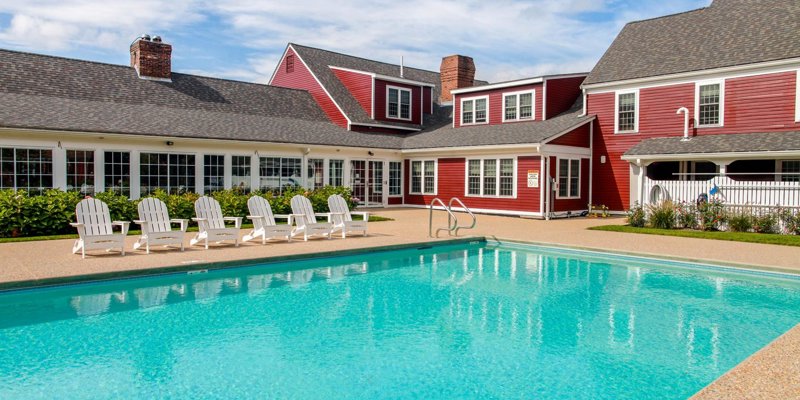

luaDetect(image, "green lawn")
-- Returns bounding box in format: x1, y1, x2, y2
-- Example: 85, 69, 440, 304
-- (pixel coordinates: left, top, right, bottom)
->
0, 214, 393, 244
589, 224, 800, 247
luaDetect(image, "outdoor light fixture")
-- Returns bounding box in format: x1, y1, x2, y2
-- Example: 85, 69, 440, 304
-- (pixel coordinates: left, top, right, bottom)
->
368, 151, 374, 156
166, 141, 174, 146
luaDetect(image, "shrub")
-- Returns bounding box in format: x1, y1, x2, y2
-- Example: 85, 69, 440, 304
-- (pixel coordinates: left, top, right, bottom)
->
753, 211, 778, 234
675, 202, 697, 229
95, 190, 138, 223
647, 201, 676, 230
698, 198, 727, 231
727, 212, 753, 233
780, 208, 800, 235
626, 202, 646, 227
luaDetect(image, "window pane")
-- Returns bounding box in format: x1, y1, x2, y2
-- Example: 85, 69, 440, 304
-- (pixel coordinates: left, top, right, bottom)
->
483, 159, 496, 196
782, 160, 800, 182
400, 90, 411, 119
698, 84, 720, 126
475, 98, 487, 123
423, 161, 435, 194
558, 159, 569, 197
328, 159, 344, 186
504, 95, 517, 121
500, 159, 514, 196
570, 159, 580, 197
519, 93, 533, 119
307, 158, 324, 190
618, 93, 636, 132
467, 160, 481, 195
389, 161, 402, 195
104, 151, 130, 196
67, 150, 95, 195
203, 154, 225, 193
462, 100, 473, 124
282, 158, 302, 189
232, 155, 252, 193
388, 88, 399, 118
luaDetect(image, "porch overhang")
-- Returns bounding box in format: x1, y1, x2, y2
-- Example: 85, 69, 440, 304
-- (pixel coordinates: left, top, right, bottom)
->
621, 131, 800, 163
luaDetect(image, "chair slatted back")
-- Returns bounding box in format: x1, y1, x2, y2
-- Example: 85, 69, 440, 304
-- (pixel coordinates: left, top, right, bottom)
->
247, 196, 276, 230
290, 195, 317, 228
138, 198, 171, 233
328, 195, 352, 222
195, 196, 226, 230
76, 198, 113, 236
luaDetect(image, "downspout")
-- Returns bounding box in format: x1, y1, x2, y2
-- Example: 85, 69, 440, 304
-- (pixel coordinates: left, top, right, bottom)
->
544, 156, 551, 220
677, 107, 690, 141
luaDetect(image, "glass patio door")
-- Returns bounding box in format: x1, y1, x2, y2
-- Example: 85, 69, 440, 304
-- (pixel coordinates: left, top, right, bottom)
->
350, 160, 385, 207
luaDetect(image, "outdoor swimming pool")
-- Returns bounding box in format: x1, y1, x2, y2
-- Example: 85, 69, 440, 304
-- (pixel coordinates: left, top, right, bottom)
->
1, 241, 799, 399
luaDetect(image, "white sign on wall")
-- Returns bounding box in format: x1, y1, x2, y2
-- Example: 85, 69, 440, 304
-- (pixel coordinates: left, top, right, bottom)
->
527, 170, 539, 188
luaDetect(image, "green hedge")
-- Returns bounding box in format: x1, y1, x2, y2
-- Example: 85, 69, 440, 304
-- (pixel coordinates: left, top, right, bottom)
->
0, 186, 356, 238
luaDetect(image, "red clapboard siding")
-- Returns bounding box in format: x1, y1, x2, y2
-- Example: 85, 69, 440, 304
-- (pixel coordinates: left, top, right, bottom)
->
547, 123, 590, 147
544, 76, 585, 119
404, 157, 542, 213
549, 156, 590, 212
331, 68, 373, 116
388, 197, 403, 205
374, 79, 422, 125
587, 70, 800, 211
423, 87, 432, 114
270, 47, 349, 128
453, 83, 544, 128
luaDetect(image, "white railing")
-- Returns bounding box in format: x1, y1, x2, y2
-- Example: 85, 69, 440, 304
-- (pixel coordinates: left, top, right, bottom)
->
643, 176, 800, 208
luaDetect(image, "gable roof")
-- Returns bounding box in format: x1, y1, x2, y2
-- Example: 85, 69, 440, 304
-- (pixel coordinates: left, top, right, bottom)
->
0, 49, 406, 149
287, 43, 444, 130
623, 131, 800, 158
584, 0, 800, 86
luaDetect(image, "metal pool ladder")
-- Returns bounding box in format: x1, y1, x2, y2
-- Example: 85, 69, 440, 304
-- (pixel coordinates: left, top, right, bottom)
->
428, 197, 477, 238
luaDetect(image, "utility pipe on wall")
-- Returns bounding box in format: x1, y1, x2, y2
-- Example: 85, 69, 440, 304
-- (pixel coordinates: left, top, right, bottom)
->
677, 107, 690, 141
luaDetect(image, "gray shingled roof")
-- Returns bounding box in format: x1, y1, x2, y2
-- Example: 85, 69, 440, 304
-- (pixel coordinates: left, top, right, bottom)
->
585, 0, 800, 85
288, 43, 444, 130
624, 131, 800, 157
0, 49, 405, 149
404, 100, 594, 149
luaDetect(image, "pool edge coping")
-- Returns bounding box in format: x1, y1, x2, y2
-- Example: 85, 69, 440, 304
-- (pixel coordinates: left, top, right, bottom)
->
0, 237, 485, 292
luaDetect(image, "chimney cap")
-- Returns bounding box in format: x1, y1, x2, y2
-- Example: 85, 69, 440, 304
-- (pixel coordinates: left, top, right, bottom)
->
140, 34, 151, 41
152, 35, 162, 43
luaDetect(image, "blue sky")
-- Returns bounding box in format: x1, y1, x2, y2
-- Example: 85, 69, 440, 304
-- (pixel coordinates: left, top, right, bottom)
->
0, 0, 709, 84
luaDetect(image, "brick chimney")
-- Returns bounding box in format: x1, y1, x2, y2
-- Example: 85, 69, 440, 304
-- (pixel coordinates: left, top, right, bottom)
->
130, 34, 172, 81
439, 55, 475, 103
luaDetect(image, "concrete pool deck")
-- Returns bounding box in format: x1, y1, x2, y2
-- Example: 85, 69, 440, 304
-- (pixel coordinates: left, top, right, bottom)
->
1, 207, 799, 398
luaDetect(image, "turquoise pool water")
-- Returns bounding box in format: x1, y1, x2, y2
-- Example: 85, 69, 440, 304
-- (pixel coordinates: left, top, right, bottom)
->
1, 242, 799, 399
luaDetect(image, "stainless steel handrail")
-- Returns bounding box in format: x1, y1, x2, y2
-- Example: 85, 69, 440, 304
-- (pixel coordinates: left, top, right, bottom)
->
428, 198, 458, 238
448, 197, 476, 236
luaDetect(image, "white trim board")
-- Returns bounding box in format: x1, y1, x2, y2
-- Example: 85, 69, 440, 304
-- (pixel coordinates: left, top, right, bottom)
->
328, 66, 436, 87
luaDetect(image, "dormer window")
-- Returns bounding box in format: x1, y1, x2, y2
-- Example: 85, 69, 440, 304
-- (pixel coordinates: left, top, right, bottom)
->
387, 86, 411, 120
285, 55, 294, 73
503, 91, 534, 122
461, 96, 488, 125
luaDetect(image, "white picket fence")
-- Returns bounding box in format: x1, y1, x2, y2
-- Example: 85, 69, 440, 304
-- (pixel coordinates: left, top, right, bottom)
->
643, 176, 800, 209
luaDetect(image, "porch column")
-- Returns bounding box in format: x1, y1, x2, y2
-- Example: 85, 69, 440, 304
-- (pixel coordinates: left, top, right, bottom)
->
714, 160, 731, 177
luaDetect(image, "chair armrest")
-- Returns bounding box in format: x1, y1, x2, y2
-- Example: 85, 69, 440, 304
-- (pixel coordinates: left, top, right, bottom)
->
170, 219, 189, 232
247, 215, 264, 220
223, 216, 243, 229
112, 221, 131, 235
273, 214, 290, 220
289, 213, 305, 225
70, 222, 84, 228
192, 218, 207, 222
352, 211, 369, 221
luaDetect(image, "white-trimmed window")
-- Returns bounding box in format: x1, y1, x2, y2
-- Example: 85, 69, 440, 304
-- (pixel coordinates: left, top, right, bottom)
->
410, 160, 436, 194
203, 154, 225, 193
696, 81, 724, 127
328, 159, 344, 186
387, 86, 411, 120
466, 158, 515, 197
231, 155, 251, 192
140, 153, 195, 195
615, 90, 638, 133
66, 150, 95, 195
0, 147, 53, 193
259, 156, 301, 193
307, 158, 324, 190
389, 161, 402, 196
461, 96, 488, 125
104, 151, 130, 196
503, 91, 534, 122
557, 158, 581, 198
780, 160, 800, 182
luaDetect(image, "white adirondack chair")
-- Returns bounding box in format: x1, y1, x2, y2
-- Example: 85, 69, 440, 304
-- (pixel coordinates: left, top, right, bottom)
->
289, 195, 333, 241
70, 198, 130, 259
328, 194, 368, 238
243, 196, 293, 244
190, 196, 242, 249
133, 198, 188, 253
